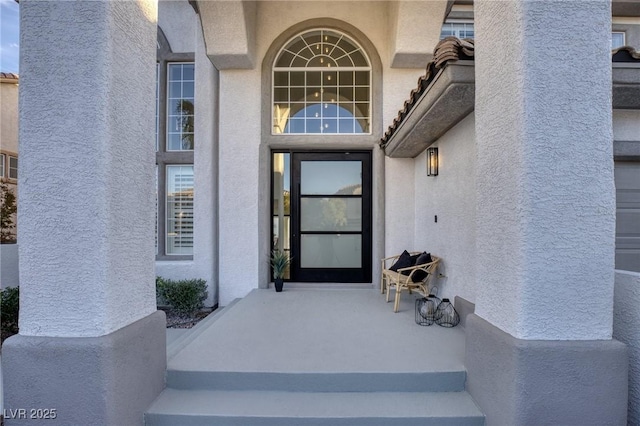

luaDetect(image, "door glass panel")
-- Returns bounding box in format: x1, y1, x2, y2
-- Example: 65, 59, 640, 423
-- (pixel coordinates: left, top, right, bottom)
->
300, 161, 361, 195
300, 235, 362, 268
272, 153, 291, 279
301, 198, 362, 232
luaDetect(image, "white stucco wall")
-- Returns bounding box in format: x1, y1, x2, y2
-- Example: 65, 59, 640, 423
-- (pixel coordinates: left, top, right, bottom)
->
199, 0, 257, 70
384, 158, 416, 257
192, 20, 220, 307
403, 109, 637, 306
18, 1, 158, 337
613, 269, 640, 425
158, 0, 197, 53
0, 244, 19, 289
388, 1, 449, 68
218, 68, 262, 305
257, 2, 385, 69
400, 109, 636, 306
381, 67, 425, 261
474, 1, 613, 340
413, 114, 476, 302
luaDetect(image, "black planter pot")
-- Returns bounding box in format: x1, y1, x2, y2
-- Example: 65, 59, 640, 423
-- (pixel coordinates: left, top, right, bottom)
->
274, 278, 284, 292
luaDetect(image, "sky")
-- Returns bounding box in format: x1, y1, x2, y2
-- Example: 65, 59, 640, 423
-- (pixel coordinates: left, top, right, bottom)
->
0, 0, 19, 74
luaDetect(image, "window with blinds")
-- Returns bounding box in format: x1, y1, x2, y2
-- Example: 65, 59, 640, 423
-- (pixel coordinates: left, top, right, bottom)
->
166, 165, 194, 255
440, 21, 474, 39
8, 156, 17, 179
155, 57, 195, 258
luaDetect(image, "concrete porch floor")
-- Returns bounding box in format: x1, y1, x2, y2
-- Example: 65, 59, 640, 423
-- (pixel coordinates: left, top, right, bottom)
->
147, 288, 485, 425
168, 287, 466, 379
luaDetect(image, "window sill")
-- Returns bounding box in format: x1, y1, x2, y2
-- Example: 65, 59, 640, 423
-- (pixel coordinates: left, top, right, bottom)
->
156, 255, 194, 262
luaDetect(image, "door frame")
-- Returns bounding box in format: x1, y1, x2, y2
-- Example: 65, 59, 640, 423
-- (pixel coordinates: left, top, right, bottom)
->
272, 150, 372, 283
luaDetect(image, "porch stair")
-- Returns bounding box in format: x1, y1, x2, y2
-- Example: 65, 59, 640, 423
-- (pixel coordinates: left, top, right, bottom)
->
145, 289, 485, 426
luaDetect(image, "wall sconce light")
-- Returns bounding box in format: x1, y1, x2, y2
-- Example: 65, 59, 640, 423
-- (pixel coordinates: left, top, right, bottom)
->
427, 147, 438, 176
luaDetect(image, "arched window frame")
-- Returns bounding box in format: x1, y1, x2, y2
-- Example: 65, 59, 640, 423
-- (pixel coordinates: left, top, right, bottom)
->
272, 28, 372, 135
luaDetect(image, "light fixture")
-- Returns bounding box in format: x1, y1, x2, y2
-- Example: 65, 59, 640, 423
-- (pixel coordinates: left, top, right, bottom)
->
427, 147, 438, 176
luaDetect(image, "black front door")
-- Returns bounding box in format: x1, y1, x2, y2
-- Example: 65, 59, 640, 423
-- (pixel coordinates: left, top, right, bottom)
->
289, 151, 372, 282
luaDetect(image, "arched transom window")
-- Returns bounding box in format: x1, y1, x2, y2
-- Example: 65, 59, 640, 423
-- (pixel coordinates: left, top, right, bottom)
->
273, 29, 371, 135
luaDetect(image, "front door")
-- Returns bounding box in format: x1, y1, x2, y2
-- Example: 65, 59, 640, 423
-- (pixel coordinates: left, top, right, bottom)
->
271, 151, 372, 282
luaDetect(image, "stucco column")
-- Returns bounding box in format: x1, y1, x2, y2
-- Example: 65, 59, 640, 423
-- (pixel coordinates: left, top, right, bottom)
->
218, 67, 262, 304
467, 1, 628, 424
3, 1, 165, 425
194, 13, 220, 306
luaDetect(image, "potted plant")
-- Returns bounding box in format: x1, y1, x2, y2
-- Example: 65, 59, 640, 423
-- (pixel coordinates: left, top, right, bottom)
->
270, 250, 291, 292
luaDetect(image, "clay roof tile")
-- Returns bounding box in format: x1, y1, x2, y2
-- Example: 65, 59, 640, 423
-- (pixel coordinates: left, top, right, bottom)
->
0, 72, 19, 81
380, 37, 475, 148
380, 40, 640, 150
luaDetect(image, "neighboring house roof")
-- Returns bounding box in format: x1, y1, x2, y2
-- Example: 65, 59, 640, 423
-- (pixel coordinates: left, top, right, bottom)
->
381, 39, 640, 158
335, 184, 362, 195
0, 72, 19, 82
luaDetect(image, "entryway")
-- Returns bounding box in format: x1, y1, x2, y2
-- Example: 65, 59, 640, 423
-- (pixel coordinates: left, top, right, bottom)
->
272, 151, 372, 282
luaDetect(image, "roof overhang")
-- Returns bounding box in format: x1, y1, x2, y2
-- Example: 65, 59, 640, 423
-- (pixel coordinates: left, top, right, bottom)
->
383, 62, 640, 159
383, 62, 474, 158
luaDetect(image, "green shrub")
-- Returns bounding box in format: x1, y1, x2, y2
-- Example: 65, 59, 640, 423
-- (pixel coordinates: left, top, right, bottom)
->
156, 276, 167, 306
0, 182, 17, 244
1, 286, 19, 339
157, 278, 207, 315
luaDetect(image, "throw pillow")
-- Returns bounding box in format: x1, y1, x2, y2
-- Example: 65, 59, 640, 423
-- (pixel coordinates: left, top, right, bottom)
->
389, 250, 412, 272
411, 252, 433, 282
400, 252, 430, 276
415, 252, 432, 265
400, 252, 422, 276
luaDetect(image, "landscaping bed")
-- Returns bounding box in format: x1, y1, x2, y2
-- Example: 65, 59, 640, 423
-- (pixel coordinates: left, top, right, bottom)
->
163, 306, 214, 329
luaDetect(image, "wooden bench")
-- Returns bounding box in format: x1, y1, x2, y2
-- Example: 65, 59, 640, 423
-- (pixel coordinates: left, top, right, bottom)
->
381, 252, 440, 312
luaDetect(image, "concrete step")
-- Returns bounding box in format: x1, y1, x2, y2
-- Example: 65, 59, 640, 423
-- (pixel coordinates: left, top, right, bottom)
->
148, 291, 484, 425
166, 369, 467, 392
145, 389, 485, 426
